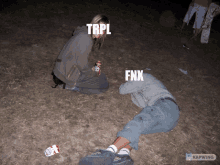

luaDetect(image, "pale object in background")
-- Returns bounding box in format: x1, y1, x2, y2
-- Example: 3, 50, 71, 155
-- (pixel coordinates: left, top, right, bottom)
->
145, 68, 151, 70
179, 68, 193, 78
45, 145, 60, 157
179, 68, 188, 75
201, 3, 220, 43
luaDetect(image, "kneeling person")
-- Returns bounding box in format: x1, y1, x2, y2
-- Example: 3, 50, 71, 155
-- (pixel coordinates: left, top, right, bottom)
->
52, 14, 110, 95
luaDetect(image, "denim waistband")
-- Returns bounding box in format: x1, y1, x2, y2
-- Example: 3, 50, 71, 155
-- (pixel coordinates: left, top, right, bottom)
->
159, 97, 180, 111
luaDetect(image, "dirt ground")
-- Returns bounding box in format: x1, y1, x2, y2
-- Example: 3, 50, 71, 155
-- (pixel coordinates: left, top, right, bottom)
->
0, 2, 220, 165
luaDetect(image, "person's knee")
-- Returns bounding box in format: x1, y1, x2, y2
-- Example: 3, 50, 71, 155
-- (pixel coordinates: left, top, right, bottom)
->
163, 119, 179, 133
133, 108, 152, 122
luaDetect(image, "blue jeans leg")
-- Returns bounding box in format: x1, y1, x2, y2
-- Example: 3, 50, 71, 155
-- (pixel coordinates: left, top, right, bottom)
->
117, 98, 180, 150
183, 5, 195, 25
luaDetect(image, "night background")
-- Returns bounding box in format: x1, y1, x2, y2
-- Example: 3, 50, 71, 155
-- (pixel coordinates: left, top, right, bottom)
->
1, 0, 220, 32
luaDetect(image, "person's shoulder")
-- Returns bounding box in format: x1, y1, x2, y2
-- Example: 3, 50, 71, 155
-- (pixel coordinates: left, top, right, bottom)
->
72, 26, 89, 36
72, 30, 91, 43
143, 73, 155, 81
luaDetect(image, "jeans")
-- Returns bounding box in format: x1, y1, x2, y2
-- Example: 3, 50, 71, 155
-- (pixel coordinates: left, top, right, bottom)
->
201, 3, 220, 43
117, 98, 180, 150
66, 72, 109, 95
183, 3, 208, 29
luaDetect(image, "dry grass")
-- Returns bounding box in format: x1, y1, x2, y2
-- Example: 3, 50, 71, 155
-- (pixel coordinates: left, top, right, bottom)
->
0, 2, 220, 165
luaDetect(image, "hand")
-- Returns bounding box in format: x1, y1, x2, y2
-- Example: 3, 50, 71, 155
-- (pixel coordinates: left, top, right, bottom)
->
92, 66, 95, 71
96, 61, 101, 67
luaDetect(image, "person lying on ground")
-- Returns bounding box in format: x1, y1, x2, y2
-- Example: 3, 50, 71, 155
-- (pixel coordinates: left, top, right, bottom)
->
51, 14, 110, 95
180, 0, 212, 40
79, 73, 180, 165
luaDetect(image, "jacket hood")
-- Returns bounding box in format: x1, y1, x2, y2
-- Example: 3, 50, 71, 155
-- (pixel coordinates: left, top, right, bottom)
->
73, 26, 89, 36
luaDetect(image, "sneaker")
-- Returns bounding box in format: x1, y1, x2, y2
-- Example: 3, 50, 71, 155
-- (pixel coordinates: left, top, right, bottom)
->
64, 85, 80, 91
58, 84, 65, 89
79, 149, 116, 165
113, 154, 134, 165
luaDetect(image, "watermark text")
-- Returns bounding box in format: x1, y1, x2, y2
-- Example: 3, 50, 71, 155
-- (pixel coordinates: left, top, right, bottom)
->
186, 153, 216, 161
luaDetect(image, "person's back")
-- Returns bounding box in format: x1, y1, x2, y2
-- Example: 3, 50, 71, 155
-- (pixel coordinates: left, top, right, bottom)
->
53, 26, 94, 88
